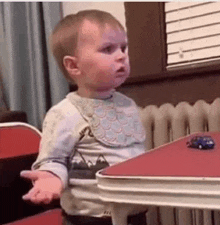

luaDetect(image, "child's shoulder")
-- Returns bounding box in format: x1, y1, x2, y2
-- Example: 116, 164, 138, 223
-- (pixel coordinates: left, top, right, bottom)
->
46, 93, 81, 119
43, 94, 85, 129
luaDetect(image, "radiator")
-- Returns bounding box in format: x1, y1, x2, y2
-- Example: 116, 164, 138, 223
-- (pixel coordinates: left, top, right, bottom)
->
139, 98, 220, 225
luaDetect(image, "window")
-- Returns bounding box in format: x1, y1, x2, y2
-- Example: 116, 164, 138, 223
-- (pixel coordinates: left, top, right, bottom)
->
120, 2, 220, 106
165, 2, 220, 70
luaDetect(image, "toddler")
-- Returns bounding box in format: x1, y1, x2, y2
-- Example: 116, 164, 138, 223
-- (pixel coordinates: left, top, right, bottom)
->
21, 10, 147, 225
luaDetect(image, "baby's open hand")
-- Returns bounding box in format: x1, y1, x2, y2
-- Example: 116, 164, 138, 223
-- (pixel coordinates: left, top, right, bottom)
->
20, 170, 63, 204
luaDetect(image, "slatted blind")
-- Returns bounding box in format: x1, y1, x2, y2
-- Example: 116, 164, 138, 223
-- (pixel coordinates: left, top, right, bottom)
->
165, 2, 220, 69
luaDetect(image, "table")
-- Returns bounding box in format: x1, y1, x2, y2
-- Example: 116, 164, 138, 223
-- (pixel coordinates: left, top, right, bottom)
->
96, 132, 220, 225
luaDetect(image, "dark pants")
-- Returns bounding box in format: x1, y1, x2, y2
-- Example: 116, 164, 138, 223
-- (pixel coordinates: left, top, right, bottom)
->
62, 210, 147, 225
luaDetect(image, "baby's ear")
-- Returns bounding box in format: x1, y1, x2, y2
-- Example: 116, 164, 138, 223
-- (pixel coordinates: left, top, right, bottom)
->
63, 56, 80, 77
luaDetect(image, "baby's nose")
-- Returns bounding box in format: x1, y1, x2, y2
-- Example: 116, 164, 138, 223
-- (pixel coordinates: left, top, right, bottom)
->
116, 49, 126, 61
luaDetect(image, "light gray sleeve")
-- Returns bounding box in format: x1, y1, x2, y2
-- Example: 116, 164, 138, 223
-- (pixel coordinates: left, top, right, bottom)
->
32, 102, 82, 188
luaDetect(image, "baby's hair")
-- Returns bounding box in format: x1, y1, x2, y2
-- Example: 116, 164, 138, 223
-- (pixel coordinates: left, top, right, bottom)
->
50, 9, 125, 82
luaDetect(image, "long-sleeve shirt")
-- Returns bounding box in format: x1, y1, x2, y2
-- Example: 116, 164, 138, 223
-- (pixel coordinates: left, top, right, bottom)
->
33, 91, 146, 217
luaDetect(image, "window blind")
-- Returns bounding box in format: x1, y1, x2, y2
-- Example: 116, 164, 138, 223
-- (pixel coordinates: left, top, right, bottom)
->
165, 2, 220, 69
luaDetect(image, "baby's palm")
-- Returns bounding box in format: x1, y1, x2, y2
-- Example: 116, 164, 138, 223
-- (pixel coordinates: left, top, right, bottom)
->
20, 170, 63, 204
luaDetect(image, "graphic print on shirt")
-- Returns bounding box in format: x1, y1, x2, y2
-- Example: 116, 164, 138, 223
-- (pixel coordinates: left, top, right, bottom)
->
69, 150, 109, 179
68, 126, 110, 180
79, 126, 94, 141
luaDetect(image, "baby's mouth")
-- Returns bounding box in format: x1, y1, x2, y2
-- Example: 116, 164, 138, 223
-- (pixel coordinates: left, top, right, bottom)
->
117, 67, 125, 72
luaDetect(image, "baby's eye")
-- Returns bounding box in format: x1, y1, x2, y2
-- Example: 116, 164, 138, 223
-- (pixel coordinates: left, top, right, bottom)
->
121, 44, 127, 53
101, 45, 115, 54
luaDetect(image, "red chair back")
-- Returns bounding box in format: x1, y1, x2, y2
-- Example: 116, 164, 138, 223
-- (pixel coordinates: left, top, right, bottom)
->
0, 122, 44, 224
0, 122, 41, 159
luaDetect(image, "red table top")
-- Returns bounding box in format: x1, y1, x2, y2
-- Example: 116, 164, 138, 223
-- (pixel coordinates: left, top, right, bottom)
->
102, 132, 220, 178
0, 125, 41, 159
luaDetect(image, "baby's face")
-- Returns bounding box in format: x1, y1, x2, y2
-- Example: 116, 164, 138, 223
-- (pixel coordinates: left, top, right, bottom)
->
75, 20, 130, 98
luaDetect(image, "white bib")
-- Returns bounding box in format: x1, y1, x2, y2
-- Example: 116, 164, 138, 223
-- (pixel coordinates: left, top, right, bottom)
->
67, 92, 146, 147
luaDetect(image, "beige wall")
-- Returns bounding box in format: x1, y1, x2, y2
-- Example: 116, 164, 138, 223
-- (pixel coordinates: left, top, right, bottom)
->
62, 2, 126, 29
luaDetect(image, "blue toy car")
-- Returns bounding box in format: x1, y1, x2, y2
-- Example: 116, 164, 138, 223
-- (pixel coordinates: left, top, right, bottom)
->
186, 136, 215, 150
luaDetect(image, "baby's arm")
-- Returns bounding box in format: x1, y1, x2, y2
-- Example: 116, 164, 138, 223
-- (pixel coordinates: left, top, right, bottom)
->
21, 106, 81, 204
20, 170, 64, 204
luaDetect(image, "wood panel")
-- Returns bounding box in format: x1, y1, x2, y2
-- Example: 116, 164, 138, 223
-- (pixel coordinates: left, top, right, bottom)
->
124, 2, 166, 82
118, 73, 220, 107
